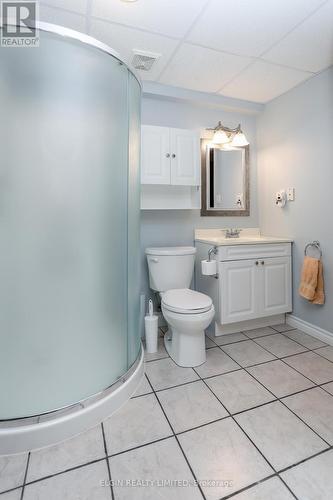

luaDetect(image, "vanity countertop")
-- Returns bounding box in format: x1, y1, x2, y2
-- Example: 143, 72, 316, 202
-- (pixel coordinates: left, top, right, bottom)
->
194, 228, 293, 246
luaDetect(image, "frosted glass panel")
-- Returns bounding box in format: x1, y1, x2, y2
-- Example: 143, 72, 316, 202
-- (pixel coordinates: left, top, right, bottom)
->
127, 73, 142, 366
0, 31, 140, 419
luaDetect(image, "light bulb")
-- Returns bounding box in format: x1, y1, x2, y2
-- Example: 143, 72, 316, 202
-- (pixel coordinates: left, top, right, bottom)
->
212, 129, 230, 145
230, 131, 249, 147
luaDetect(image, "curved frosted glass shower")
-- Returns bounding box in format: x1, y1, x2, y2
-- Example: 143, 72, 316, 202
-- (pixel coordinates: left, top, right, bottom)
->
0, 27, 141, 421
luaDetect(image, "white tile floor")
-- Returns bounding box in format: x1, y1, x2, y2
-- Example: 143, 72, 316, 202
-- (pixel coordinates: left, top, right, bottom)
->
2, 324, 333, 499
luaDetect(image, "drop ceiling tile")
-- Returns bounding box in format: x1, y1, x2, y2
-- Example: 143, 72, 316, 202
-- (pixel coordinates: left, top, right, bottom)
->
187, 0, 326, 57
39, 0, 88, 15
89, 20, 178, 80
160, 43, 252, 93
40, 5, 87, 32
262, 1, 333, 73
91, 0, 208, 38
220, 60, 312, 103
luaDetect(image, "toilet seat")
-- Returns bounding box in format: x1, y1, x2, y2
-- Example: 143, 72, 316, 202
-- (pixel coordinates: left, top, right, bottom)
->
162, 288, 213, 315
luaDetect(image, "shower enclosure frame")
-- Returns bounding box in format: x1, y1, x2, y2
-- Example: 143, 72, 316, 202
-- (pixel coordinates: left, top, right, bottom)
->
0, 22, 144, 455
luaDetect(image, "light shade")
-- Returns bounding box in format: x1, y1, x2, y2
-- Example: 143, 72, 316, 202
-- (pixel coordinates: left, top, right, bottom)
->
219, 143, 238, 151
212, 129, 230, 145
230, 131, 249, 147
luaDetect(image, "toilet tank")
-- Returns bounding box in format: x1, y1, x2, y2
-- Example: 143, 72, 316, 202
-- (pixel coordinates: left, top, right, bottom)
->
145, 247, 196, 292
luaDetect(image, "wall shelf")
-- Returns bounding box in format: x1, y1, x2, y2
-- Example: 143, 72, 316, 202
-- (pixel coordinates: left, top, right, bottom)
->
141, 185, 201, 210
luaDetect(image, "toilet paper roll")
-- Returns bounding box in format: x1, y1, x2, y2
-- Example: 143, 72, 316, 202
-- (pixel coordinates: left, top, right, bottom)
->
201, 259, 217, 276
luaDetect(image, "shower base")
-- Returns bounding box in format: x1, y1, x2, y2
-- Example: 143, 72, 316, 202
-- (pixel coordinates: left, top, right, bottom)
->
0, 345, 144, 455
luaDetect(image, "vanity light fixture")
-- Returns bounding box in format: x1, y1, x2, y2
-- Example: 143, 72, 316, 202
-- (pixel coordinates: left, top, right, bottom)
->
208, 121, 249, 147
230, 129, 249, 147
212, 128, 229, 145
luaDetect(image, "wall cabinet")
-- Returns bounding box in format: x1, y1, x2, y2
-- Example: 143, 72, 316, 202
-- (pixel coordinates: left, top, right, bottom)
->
141, 125, 199, 186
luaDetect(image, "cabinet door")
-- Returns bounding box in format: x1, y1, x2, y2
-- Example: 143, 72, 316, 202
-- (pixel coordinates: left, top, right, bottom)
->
141, 125, 170, 184
260, 257, 292, 316
219, 260, 259, 324
170, 128, 199, 186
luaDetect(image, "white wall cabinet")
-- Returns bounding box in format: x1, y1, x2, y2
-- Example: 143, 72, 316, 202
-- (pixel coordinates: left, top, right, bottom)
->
141, 126, 170, 184
219, 255, 291, 324
141, 125, 199, 186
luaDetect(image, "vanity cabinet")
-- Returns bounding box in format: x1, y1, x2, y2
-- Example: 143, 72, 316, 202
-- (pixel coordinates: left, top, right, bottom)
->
195, 239, 292, 335
141, 125, 199, 186
220, 256, 292, 324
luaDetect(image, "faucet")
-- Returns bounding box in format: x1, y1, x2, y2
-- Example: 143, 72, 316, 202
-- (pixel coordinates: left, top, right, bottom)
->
224, 228, 242, 239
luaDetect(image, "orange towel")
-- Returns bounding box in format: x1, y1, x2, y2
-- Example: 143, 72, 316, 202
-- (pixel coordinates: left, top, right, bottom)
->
299, 256, 325, 305
311, 260, 325, 305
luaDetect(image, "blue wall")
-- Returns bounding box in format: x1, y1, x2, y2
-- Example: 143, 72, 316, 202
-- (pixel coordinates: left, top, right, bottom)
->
257, 67, 333, 332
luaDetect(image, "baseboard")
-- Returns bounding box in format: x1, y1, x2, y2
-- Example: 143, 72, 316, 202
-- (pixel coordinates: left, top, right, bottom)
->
214, 314, 285, 336
287, 314, 333, 346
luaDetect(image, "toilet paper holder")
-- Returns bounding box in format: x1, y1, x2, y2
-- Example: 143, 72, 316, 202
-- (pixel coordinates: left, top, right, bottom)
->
205, 246, 218, 279
208, 246, 217, 261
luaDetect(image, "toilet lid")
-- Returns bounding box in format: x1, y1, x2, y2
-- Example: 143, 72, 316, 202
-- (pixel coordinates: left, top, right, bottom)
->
145, 246, 196, 256
162, 288, 212, 314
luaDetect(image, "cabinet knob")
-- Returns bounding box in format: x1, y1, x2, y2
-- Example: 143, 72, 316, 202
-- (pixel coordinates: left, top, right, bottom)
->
255, 261, 259, 266
261, 261, 265, 265
166, 153, 170, 158
172, 153, 176, 158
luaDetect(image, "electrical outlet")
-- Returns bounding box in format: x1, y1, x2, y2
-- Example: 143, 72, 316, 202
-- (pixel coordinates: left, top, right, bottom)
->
287, 187, 295, 201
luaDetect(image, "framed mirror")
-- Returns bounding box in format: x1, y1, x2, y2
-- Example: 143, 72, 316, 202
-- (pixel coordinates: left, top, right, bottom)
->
201, 139, 250, 216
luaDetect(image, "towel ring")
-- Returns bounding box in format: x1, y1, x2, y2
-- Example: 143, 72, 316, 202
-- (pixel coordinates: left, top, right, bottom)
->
304, 240, 322, 258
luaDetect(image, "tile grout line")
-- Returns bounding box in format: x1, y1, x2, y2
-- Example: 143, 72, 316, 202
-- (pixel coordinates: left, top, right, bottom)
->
140, 343, 333, 402
19, 452, 30, 500
219, 473, 297, 500
220, 335, 333, 448
191, 364, 303, 500
144, 373, 207, 499
3, 326, 330, 497
12, 369, 333, 497
190, 364, 282, 499
244, 327, 332, 363
246, 333, 333, 387
278, 445, 333, 475
243, 365, 332, 447
9, 457, 109, 493
101, 423, 115, 500
194, 336, 333, 498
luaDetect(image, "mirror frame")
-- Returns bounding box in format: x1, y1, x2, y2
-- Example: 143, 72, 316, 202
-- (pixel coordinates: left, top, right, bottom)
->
200, 139, 250, 217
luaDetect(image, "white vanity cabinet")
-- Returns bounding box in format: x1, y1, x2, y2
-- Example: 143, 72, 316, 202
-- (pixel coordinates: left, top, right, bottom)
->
141, 125, 199, 186
220, 255, 292, 324
195, 239, 292, 335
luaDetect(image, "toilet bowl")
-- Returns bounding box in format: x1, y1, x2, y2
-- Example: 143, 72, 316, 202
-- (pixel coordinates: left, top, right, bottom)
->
162, 289, 215, 367
162, 288, 215, 367
146, 246, 214, 368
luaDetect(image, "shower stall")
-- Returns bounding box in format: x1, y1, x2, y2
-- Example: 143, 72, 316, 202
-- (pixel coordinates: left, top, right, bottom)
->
0, 24, 143, 454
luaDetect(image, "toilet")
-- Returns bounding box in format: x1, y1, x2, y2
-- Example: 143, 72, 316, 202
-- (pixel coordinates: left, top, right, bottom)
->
146, 246, 215, 367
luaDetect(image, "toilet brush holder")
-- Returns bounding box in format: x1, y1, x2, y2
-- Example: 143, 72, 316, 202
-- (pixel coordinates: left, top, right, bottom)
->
144, 315, 158, 353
